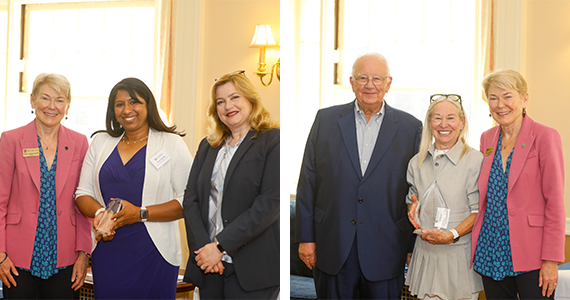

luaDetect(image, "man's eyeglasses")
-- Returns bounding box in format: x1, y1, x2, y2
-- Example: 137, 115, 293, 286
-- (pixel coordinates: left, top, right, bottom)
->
354, 75, 389, 86
430, 94, 462, 104
215, 70, 246, 82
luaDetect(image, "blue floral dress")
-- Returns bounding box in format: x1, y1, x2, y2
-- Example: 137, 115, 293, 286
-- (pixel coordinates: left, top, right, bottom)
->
473, 134, 528, 280
20, 136, 67, 278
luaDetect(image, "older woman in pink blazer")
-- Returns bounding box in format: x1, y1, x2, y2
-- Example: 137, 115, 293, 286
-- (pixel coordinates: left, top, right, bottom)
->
0, 73, 91, 299
471, 70, 565, 299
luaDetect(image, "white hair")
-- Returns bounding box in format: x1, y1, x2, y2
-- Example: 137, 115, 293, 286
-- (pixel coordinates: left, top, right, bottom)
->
351, 53, 391, 76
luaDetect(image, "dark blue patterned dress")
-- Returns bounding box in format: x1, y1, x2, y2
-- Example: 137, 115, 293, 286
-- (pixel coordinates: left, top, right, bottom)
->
473, 134, 528, 280
21, 136, 67, 278
91, 146, 178, 299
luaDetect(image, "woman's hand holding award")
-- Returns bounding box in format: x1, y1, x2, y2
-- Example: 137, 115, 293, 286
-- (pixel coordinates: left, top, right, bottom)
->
413, 180, 450, 235
96, 198, 122, 236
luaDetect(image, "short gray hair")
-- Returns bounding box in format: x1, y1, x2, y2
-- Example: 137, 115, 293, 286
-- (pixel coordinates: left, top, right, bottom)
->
351, 53, 391, 76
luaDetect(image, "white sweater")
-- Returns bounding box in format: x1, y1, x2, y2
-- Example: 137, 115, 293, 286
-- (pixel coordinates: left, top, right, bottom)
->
76, 128, 192, 266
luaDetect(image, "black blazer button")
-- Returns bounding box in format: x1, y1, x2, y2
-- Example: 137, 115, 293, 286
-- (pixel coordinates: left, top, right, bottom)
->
358, 198, 363, 203
223, 220, 229, 225
351, 220, 356, 224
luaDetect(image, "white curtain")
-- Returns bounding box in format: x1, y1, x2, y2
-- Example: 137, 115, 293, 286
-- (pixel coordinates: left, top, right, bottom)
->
477, 0, 494, 103
158, 0, 174, 123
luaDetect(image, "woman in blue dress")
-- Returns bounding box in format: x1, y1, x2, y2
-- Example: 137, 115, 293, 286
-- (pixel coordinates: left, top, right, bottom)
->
76, 78, 192, 299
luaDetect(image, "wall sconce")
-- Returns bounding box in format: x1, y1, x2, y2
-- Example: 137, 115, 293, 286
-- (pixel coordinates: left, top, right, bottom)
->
250, 24, 280, 86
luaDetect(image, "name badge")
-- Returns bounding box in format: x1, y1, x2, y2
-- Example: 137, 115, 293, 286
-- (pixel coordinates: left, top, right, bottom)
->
485, 147, 494, 156
23, 148, 40, 157
150, 150, 171, 169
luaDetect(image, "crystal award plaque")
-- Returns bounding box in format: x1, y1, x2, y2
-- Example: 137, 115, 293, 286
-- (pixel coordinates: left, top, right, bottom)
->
96, 199, 122, 236
414, 180, 450, 233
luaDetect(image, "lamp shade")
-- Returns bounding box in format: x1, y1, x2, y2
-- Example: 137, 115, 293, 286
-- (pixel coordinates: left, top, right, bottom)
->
250, 24, 277, 47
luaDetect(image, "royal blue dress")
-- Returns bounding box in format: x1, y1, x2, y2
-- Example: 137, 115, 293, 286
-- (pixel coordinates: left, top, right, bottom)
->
91, 146, 178, 299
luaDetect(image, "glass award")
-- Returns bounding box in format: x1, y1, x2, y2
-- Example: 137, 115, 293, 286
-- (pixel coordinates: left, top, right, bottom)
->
96, 199, 122, 236
414, 180, 450, 233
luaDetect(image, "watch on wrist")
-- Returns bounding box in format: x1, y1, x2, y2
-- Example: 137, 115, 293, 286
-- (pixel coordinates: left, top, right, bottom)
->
216, 242, 226, 254
140, 206, 148, 222
450, 229, 460, 243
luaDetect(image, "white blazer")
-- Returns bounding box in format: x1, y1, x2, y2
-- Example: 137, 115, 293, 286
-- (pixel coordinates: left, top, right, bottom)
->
76, 128, 192, 266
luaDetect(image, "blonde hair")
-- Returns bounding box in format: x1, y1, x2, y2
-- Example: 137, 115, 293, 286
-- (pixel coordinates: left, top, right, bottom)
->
417, 96, 469, 167
482, 69, 528, 100
31, 73, 71, 103
206, 72, 278, 147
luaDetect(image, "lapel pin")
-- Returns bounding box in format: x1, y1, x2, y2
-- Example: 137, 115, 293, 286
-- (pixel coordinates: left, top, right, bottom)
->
521, 143, 525, 148
65, 146, 68, 150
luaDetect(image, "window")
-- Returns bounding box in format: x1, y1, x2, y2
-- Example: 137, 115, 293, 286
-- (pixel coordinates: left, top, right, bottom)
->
286, 0, 490, 195
337, 0, 477, 121
2, 1, 156, 139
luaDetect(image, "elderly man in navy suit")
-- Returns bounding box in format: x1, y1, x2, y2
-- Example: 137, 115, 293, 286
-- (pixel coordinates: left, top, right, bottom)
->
295, 53, 422, 299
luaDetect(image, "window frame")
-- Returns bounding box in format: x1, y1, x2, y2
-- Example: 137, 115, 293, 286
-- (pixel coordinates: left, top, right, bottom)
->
286, 0, 523, 196
1, 0, 158, 134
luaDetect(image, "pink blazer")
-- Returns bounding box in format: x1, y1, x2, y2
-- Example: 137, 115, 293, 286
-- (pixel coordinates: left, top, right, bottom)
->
0, 120, 91, 269
471, 116, 565, 272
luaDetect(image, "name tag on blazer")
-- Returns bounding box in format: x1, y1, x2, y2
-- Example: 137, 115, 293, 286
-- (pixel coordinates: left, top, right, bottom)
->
23, 148, 40, 157
150, 150, 171, 169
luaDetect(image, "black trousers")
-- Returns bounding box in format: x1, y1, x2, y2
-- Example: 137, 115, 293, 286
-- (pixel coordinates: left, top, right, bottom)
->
3, 266, 79, 299
199, 262, 279, 300
482, 269, 555, 300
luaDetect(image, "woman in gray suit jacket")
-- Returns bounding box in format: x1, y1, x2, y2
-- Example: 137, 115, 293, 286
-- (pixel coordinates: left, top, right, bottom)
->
183, 70, 280, 299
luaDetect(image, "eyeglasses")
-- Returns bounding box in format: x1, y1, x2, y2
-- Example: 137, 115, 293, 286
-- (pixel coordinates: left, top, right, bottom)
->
430, 94, 462, 104
215, 70, 246, 82
353, 74, 389, 86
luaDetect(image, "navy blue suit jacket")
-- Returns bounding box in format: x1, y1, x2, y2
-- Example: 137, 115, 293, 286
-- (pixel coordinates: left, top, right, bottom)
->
295, 101, 421, 281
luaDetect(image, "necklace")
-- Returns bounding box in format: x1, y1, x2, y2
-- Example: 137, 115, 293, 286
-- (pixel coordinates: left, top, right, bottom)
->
39, 136, 57, 150
502, 136, 516, 149
121, 135, 148, 145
